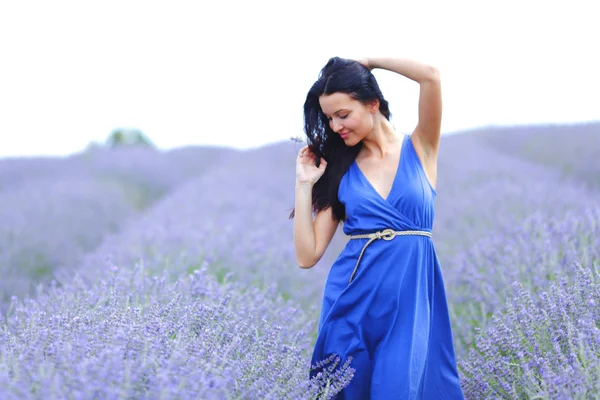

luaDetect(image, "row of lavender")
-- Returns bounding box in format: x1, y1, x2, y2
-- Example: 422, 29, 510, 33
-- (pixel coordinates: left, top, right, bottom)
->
67, 142, 344, 311
0, 146, 235, 306
0, 144, 353, 398
1, 124, 599, 398
435, 134, 599, 336
1, 259, 350, 398
55, 134, 600, 398
477, 122, 600, 190
437, 131, 600, 398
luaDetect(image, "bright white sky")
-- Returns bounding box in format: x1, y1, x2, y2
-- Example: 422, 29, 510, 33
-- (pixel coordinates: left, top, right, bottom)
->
0, 0, 598, 157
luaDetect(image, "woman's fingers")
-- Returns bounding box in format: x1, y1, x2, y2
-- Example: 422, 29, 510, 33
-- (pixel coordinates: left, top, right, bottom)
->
298, 145, 309, 157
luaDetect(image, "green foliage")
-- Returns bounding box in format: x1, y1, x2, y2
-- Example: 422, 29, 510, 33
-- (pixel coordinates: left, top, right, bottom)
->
106, 128, 155, 149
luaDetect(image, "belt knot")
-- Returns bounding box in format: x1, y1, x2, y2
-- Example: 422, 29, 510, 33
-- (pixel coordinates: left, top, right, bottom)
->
375, 228, 396, 240
346, 228, 432, 284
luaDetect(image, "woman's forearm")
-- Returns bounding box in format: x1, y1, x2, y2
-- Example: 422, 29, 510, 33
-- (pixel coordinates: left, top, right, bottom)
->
293, 181, 317, 268
368, 57, 439, 84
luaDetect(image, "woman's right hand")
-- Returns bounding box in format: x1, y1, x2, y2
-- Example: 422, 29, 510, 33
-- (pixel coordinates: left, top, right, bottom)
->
296, 145, 327, 185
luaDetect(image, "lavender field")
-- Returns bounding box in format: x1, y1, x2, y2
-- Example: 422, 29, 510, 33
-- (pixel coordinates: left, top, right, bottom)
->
0, 122, 598, 399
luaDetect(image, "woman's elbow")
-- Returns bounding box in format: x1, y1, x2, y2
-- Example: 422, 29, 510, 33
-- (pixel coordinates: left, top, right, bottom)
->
425, 65, 440, 82
296, 256, 317, 269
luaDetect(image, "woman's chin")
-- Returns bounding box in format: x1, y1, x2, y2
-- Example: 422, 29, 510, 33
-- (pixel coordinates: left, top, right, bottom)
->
345, 138, 359, 147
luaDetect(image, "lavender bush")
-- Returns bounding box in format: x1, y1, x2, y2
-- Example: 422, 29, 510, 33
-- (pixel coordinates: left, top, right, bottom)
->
447, 206, 600, 354
459, 262, 600, 399
0, 260, 353, 399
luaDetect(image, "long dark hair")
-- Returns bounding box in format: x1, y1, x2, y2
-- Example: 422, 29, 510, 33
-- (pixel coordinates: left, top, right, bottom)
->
289, 56, 392, 222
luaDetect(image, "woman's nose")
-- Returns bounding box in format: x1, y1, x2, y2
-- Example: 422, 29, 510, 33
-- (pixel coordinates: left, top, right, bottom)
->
332, 120, 344, 132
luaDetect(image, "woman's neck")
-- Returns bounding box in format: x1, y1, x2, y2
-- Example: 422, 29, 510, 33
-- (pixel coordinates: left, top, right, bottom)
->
360, 116, 400, 159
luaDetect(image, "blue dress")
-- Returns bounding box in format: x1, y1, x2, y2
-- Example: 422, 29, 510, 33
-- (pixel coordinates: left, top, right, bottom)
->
310, 134, 464, 399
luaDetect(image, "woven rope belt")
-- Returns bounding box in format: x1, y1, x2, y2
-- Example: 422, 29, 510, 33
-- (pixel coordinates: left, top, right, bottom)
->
347, 228, 432, 284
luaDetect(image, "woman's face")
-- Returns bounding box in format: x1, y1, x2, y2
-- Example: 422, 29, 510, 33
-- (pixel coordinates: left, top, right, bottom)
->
319, 92, 377, 146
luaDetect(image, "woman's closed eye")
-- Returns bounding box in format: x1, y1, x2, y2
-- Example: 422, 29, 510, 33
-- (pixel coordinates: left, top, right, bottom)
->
327, 114, 349, 121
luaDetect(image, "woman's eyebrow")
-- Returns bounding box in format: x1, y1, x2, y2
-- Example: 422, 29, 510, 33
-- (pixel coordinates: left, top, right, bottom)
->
323, 109, 349, 116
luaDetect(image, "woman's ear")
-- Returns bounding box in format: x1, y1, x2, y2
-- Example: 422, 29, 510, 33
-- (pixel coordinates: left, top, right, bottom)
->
368, 99, 380, 114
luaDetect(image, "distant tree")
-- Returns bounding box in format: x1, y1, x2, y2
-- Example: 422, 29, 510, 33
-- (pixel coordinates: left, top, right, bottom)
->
106, 128, 155, 149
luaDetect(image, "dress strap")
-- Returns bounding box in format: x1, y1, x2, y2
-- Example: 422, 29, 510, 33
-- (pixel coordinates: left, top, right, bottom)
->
346, 228, 432, 284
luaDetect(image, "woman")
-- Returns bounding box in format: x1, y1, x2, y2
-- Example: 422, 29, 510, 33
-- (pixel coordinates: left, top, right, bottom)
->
291, 57, 464, 399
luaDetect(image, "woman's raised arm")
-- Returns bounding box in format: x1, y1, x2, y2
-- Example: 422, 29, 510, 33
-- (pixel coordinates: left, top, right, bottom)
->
362, 57, 442, 155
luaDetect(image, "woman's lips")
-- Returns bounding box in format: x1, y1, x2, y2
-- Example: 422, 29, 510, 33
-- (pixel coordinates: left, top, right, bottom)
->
340, 132, 350, 139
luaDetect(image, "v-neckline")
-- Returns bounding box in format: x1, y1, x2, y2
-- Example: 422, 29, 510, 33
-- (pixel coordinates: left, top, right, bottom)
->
353, 135, 407, 203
